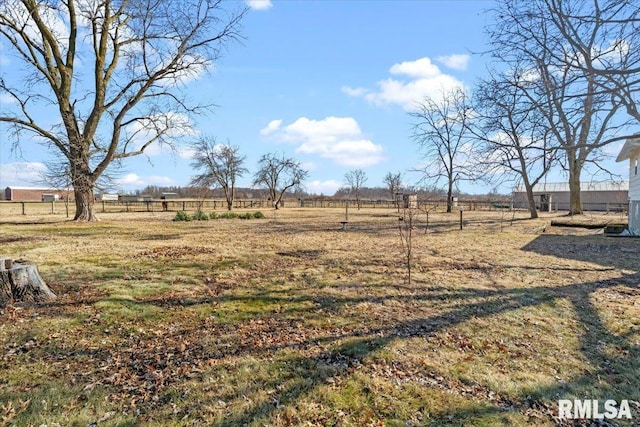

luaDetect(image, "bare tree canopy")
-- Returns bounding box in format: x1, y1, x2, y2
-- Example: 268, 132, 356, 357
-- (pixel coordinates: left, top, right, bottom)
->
486, 0, 638, 214
252, 153, 308, 209
190, 137, 247, 211
410, 88, 477, 213
344, 168, 368, 209
383, 171, 403, 208
471, 68, 558, 218
0, 0, 247, 220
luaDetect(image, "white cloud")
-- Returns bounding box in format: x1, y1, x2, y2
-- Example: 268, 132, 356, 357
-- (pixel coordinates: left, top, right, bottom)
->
126, 112, 198, 156
603, 139, 626, 156
158, 53, 209, 87
390, 57, 442, 78
0, 1, 70, 50
260, 119, 282, 135
0, 93, 17, 104
305, 179, 343, 195
261, 116, 385, 167
177, 146, 197, 160
246, 0, 272, 10
341, 86, 367, 97
0, 162, 47, 187
343, 56, 466, 111
436, 54, 470, 71
116, 173, 174, 189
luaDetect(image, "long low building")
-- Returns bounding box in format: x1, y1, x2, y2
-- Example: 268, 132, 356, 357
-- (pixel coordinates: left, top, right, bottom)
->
3, 186, 74, 201
512, 181, 629, 212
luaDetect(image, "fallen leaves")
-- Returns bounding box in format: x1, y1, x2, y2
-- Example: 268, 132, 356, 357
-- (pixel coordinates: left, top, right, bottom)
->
1, 399, 30, 425
134, 245, 218, 259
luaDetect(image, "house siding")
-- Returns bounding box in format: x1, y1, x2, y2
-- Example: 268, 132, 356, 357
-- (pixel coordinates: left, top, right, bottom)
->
629, 155, 640, 200
629, 155, 640, 233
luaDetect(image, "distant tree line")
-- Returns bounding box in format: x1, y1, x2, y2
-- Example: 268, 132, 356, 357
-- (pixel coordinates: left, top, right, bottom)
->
132, 183, 491, 202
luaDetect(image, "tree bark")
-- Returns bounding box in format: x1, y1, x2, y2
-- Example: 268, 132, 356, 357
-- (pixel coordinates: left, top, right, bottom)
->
446, 177, 454, 213
568, 158, 583, 215
525, 185, 539, 219
73, 174, 98, 221
520, 173, 539, 219
0, 259, 56, 306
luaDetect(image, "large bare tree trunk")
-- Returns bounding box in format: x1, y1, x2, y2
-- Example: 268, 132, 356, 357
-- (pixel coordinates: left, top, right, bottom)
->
568, 159, 583, 215
73, 174, 98, 221
0, 259, 56, 306
520, 175, 539, 219
524, 186, 539, 219
446, 177, 454, 213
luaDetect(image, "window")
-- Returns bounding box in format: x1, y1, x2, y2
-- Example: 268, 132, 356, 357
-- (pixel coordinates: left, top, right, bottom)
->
635, 158, 638, 175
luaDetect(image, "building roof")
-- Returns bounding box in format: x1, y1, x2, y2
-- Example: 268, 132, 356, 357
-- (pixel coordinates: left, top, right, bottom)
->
616, 135, 640, 162
514, 181, 629, 193
5, 186, 62, 191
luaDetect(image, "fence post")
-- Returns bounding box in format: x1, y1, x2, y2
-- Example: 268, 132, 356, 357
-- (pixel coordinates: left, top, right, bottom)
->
22, 201, 25, 215
51, 201, 54, 214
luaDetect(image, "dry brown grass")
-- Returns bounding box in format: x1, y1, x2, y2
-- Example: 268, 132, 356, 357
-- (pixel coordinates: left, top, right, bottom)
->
0, 206, 638, 426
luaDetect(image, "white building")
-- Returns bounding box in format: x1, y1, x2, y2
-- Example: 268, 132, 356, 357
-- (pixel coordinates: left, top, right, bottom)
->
512, 181, 628, 212
616, 136, 640, 235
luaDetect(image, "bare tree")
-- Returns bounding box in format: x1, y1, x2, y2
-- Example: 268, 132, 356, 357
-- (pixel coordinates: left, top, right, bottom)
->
39, 159, 73, 218
344, 169, 368, 210
398, 205, 417, 284
411, 88, 476, 213
0, 0, 247, 220
190, 138, 247, 211
487, 0, 637, 214
253, 153, 308, 209
471, 69, 558, 219
531, 0, 640, 124
383, 171, 403, 210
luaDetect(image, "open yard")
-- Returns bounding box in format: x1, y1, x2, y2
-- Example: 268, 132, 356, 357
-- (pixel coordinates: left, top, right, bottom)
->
0, 207, 638, 426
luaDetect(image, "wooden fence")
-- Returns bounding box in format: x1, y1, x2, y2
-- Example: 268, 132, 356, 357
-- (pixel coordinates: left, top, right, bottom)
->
0, 198, 628, 216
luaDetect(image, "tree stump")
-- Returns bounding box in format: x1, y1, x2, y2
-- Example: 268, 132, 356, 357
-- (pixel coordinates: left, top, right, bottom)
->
0, 258, 56, 306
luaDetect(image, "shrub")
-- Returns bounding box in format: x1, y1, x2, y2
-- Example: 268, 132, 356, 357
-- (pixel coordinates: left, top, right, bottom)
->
193, 210, 209, 221
205, 211, 263, 220
219, 212, 238, 219
173, 211, 192, 222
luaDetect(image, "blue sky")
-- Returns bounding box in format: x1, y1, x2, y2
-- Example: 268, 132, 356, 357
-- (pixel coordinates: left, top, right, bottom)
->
0, 0, 631, 195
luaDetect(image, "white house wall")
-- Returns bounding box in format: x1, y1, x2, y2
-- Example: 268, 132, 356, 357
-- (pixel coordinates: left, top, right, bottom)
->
630, 201, 640, 234
629, 154, 640, 200
629, 155, 640, 234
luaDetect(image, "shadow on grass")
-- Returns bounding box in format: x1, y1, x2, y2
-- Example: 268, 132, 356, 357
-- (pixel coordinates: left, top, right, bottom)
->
522, 234, 640, 270
6, 234, 639, 425
210, 271, 639, 426
203, 233, 639, 425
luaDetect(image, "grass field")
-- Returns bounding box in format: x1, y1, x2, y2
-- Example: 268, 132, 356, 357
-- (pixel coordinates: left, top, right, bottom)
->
0, 207, 638, 426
